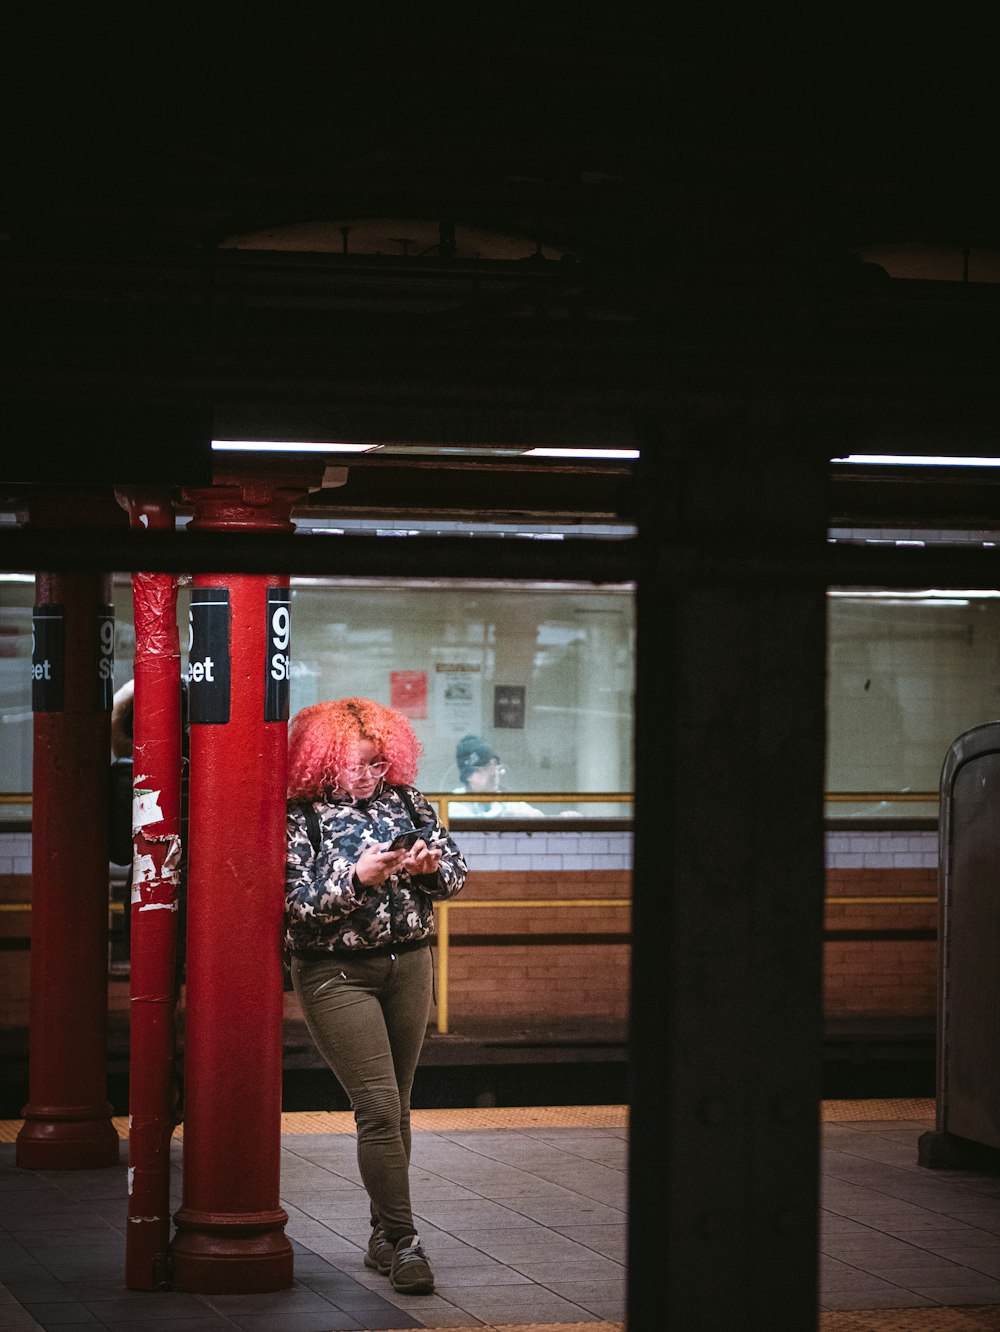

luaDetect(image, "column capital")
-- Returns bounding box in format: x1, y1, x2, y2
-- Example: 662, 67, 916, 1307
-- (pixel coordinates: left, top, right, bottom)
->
183, 461, 325, 532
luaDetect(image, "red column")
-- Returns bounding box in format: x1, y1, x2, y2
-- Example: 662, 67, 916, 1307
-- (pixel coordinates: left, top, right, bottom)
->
170, 474, 308, 1293
17, 498, 121, 1169
117, 490, 182, 1290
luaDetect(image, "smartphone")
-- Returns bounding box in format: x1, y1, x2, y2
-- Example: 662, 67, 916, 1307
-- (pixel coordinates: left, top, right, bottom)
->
387, 825, 435, 852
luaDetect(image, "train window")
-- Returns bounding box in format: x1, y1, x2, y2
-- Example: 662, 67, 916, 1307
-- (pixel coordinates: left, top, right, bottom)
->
9, 575, 995, 826
271, 578, 635, 816
0, 576, 636, 821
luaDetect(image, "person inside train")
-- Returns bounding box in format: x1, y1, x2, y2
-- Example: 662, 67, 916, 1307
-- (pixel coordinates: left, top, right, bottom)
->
284, 697, 467, 1296
448, 733, 546, 818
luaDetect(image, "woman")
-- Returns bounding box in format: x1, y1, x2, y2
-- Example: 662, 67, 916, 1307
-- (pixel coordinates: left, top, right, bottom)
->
285, 697, 467, 1295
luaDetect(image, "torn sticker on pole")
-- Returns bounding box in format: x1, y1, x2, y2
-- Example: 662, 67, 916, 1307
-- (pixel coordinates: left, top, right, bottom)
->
132, 786, 165, 830
130, 834, 182, 908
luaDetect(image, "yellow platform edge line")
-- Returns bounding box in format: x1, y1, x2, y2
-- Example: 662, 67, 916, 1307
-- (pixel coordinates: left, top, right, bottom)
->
0, 1100, 935, 1143
380, 1325, 624, 1332
820, 1310, 1000, 1330
414, 1325, 624, 1332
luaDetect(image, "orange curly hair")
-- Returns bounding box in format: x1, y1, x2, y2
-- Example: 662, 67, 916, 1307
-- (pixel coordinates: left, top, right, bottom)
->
287, 697, 422, 799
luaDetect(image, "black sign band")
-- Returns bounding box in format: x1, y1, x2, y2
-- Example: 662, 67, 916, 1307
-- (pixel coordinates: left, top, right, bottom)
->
188, 588, 231, 724
32, 603, 65, 712
265, 587, 291, 722
97, 604, 114, 711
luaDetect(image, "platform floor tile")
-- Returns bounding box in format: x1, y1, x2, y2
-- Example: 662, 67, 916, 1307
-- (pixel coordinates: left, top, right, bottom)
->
9, 1100, 1000, 1327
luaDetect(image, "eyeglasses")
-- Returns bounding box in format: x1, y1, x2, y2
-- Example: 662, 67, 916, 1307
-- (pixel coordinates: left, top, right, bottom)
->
339, 758, 390, 779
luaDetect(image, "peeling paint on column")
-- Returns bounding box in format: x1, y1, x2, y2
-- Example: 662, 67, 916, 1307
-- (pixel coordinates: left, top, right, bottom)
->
131, 835, 182, 906
132, 786, 165, 828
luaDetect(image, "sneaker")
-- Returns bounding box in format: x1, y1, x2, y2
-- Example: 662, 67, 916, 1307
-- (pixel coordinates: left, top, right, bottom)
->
390, 1233, 434, 1294
363, 1223, 394, 1275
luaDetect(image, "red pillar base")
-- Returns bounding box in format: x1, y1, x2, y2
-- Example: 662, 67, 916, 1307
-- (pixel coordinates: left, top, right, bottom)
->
171, 1208, 294, 1293
16, 1103, 120, 1170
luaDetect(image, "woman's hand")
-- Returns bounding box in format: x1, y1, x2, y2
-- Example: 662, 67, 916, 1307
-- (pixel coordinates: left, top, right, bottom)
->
354, 838, 442, 887
402, 839, 443, 877
354, 844, 409, 887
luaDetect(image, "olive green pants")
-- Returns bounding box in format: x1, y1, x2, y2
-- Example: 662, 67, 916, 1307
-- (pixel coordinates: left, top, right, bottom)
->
291, 946, 432, 1244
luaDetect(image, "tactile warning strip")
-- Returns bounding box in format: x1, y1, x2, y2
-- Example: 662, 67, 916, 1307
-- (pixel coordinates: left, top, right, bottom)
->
821, 1310, 1000, 1330
371, 1326, 623, 1332
822, 1098, 934, 1121
280, 1104, 630, 1134
0, 1100, 936, 1142
0, 1104, 629, 1142
0, 1100, 940, 1142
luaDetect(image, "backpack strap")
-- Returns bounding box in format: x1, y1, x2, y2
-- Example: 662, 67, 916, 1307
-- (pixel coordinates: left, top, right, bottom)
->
297, 789, 423, 857
297, 801, 322, 856
390, 784, 423, 828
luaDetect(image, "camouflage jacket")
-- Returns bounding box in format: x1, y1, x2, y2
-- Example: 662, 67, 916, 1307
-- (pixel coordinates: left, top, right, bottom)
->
284, 784, 466, 955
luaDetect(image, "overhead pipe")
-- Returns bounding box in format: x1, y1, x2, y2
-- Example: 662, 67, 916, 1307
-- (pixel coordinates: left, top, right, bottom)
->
0, 526, 639, 582
115, 489, 183, 1290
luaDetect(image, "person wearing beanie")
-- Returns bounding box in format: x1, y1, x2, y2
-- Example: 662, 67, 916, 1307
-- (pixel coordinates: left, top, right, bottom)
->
449, 733, 544, 819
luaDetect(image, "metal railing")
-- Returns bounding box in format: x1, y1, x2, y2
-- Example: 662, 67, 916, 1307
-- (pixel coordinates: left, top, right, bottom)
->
825, 790, 939, 906
1, 790, 940, 1014
825, 792, 938, 804
426, 791, 633, 1033
433, 896, 631, 1034
428, 790, 633, 824
2, 789, 939, 812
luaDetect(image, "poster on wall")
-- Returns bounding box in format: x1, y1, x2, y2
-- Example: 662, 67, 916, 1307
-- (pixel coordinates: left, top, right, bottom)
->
433, 663, 481, 737
494, 684, 526, 729
391, 670, 428, 719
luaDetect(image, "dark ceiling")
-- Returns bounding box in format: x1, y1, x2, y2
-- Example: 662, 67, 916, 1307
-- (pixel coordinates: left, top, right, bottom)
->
3, 11, 1000, 533
6, 10, 998, 260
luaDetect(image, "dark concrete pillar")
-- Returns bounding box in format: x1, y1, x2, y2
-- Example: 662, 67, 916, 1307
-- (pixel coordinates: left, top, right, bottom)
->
628, 403, 829, 1328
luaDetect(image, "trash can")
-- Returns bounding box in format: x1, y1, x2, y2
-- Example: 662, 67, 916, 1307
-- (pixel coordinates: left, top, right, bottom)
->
919, 721, 1000, 1168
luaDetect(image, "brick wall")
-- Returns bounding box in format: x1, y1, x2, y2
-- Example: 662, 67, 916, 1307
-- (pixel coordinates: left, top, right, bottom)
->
0, 832, 32, 1028
824, 831, 938, 1018
435, 867, 632, 1026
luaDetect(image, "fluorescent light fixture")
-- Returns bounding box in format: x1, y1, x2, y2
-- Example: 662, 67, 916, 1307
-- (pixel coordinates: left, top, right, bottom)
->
523, 447, 640, 459
828, 588, 1000, 600
835, 597, 972, 606
0, 573, 34, 583
832, 453, 1000, 467
212, 440, 378, 453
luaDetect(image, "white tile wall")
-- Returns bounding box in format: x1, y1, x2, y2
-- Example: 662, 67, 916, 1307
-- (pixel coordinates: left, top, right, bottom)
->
0, 829, 939, 874
824, 830, 938, 870
454, 830, 634, 871
0, 833, 31, 876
